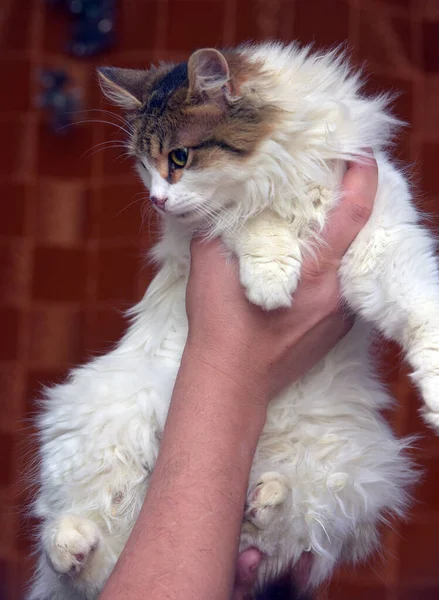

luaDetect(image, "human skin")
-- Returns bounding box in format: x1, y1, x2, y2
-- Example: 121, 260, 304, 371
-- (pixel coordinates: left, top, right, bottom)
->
99, 155, 378, 600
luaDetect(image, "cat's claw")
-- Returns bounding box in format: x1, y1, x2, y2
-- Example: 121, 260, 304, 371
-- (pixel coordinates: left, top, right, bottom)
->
245, 472, 290, 529
46, 515, 101, 576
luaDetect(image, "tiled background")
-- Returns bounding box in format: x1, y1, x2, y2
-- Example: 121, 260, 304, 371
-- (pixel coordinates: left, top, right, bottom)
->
0, 0, 438, 598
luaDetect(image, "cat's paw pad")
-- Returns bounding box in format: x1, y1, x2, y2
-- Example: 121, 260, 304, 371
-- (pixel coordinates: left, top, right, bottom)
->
47, 515, 101, 576
245, 472, 289, 529
240, 260, 299, 311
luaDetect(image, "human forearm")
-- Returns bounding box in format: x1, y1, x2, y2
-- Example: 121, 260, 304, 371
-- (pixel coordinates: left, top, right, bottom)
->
100, 345, 267, 600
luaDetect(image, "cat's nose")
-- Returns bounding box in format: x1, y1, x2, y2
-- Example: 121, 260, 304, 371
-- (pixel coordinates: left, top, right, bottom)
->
151, 196, 167, 210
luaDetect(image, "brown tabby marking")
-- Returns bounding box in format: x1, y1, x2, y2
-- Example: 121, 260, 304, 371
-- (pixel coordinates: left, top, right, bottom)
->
127, 52, 278, 178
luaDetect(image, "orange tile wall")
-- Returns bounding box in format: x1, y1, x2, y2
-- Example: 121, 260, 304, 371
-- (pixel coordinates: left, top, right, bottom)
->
1, 1, 438, 598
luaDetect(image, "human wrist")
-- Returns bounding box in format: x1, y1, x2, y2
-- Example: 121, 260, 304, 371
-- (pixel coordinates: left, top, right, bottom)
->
181, 336, 270, 416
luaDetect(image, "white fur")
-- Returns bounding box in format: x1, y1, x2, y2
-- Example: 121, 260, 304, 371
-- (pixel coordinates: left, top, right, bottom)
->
27, 43, 434, 599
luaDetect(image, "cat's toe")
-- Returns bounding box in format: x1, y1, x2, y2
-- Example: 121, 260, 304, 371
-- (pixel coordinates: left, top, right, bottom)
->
47, 515, 101, 575
240, 262, 297, 311
246, 281, 292, 310
245, 472, 290, 529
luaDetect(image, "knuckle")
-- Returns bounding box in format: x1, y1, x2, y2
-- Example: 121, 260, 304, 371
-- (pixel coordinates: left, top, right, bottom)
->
302, 257, 337, 282
301, 266, 326, 285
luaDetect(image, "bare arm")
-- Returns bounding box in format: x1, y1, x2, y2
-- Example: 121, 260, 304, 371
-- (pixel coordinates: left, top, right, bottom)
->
99, 156, 378, 600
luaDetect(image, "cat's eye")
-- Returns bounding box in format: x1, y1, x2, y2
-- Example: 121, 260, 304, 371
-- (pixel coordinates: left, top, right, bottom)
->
169, 148, 188, 168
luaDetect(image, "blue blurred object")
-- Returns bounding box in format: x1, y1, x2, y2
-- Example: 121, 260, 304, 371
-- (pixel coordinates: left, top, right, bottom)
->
48, 0, 117, 57
37, 69, 81, 134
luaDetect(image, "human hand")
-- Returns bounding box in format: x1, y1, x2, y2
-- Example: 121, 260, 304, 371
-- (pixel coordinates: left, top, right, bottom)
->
185, 154, 378, 407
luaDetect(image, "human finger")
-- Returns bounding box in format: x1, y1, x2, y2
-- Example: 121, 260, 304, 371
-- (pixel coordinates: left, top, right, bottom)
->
232, 548, 262, 600
319, 152, 377, 259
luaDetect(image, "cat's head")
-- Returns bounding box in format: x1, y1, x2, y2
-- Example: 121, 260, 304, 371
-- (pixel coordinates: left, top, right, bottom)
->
98, 49, 275, 228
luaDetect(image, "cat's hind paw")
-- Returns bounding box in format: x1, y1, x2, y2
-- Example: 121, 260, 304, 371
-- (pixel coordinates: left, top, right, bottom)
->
245, 472, 290, 529
45, 515, 101, 576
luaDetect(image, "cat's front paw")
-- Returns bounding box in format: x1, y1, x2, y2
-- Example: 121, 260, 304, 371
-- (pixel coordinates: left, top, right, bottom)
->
240, 258, 300, 311
45, 515, 101, 576
244, 472, 290, 529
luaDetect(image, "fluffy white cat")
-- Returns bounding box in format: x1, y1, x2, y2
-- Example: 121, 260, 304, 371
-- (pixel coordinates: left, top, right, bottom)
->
28, 43, 437, 599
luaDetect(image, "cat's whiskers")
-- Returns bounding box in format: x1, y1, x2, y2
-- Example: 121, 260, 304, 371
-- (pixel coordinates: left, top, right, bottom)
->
112, 194, 146, 220
143, 203, 159, 240
69, 108, 134, 131
113, 150, 136, 163
81, 140, 130, 160
190, 201, 239, 241
58, 118, 134, 139
200, 199, 243, 241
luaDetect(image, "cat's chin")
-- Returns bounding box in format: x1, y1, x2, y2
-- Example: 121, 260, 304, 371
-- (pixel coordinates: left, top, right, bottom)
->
161, 209, 207, 228
153, 205, 197, 220
175, 210, 198, 219
162, 206, 221, 227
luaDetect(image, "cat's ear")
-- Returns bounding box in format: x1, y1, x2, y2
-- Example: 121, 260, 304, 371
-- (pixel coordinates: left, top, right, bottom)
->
187, 49, 234, 103
97, 67, 147, 109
